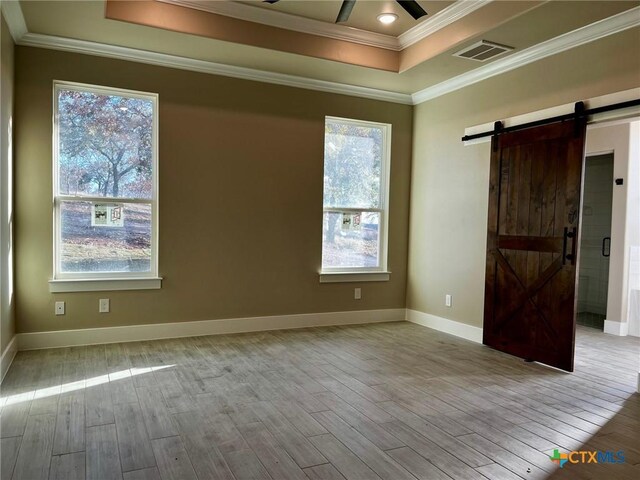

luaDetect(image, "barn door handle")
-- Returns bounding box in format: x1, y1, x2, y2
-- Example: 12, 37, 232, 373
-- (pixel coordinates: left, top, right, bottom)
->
602, 237, 611, 257
563, 227, 577, 265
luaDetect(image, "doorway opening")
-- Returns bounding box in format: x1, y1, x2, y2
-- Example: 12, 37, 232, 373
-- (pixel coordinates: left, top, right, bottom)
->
577, 153, 614, 331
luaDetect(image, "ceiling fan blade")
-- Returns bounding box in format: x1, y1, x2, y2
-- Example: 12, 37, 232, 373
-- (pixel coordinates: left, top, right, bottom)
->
263, 0, 280, 4
336, 0, 356, 23
395, 0, 428, 20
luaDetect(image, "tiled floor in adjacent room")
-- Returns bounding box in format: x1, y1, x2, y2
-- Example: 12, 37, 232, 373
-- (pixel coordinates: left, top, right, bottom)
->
576, 312, 606, 331
1, 322, 638, 480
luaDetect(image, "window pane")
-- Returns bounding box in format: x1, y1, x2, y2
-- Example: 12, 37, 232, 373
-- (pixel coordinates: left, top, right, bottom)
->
57, 89, 154, 199
323, 120, 382, 209
60, 201, 151, 273
322, 211, 379, 269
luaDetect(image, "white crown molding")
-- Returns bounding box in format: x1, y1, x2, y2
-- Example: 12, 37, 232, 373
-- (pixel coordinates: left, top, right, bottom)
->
16, 309, 406, 350
17, 33, 413, 105
1, 335, 18, 383
412, 6, 640, 105
0, 0, 27, 42
7, 4, 639, 106
158, 0, 400, 51
406, 309, 483, 343
398, 0, 491, 49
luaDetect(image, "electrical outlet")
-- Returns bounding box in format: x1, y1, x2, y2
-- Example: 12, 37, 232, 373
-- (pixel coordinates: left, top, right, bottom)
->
55, 301, 65, 315
445, 294, 452, 307
354, 288, 362, 300
99, 298, 110, 313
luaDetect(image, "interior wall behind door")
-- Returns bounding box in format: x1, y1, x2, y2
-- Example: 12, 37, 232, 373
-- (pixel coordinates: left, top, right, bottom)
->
586, 120, 640, 336
577, 154, 613, 330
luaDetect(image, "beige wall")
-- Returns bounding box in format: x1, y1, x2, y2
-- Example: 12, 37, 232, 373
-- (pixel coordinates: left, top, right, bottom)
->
1, 13, 15, 353
586, 121, 640, 334
627, 122, 640, 337
14, 46, 412, 334
407, 27, 640, 328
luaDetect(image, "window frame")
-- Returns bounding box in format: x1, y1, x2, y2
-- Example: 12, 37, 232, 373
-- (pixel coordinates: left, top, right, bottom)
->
320, 116, 391, 281
50, 81, 161, 292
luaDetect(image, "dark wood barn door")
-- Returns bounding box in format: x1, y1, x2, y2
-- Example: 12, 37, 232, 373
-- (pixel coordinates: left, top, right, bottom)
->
483, 119, 586, 372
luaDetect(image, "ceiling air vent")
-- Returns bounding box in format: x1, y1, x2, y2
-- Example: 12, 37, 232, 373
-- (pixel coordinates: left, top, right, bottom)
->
454, 40, 513, 62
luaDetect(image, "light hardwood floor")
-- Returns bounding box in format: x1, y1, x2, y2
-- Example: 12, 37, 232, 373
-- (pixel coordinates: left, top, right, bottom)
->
1, 322, 638, 480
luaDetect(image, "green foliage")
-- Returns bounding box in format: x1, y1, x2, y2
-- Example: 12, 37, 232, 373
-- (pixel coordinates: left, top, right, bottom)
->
323, 121, 382, 209
323, 120, 382, 244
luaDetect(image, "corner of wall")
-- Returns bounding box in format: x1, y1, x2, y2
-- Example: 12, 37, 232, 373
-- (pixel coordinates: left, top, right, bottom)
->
1, 11, 17, 371
0, 335, 17, 382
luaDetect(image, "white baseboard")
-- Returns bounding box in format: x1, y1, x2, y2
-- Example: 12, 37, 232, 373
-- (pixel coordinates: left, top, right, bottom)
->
1, 335, 18, 383
603, 319, 629, 336
406, 309, 483, 343
16, 308, 406, 351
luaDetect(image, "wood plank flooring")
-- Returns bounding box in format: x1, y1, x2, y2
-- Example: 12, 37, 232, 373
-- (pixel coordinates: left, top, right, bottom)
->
1, 322, 638, 479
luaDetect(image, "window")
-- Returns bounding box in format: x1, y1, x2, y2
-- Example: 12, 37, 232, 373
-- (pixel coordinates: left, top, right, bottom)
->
320, 117, 391, 282
51, 82, 160, 292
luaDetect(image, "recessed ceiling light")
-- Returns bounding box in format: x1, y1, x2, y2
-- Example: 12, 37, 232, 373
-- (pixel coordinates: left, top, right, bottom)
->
377, 13, 398, 25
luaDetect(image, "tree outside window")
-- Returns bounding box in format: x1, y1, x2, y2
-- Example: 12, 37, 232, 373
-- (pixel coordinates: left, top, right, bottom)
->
321, 117, 390, 272
53, 83, 158, 278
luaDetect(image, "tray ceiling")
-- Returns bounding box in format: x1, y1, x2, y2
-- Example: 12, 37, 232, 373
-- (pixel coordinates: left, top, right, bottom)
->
9, 0, 640, 99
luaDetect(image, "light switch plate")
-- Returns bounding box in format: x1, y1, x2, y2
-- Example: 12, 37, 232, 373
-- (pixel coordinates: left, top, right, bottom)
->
99, 298, 110, 313
55, 301, 65, 315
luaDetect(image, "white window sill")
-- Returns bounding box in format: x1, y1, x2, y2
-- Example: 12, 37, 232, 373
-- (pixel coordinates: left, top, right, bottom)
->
49, 277, 162, 293
319, 272, 390, 283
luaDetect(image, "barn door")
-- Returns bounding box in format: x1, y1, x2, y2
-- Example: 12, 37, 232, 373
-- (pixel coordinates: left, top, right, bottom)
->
483, 118, 586, 372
